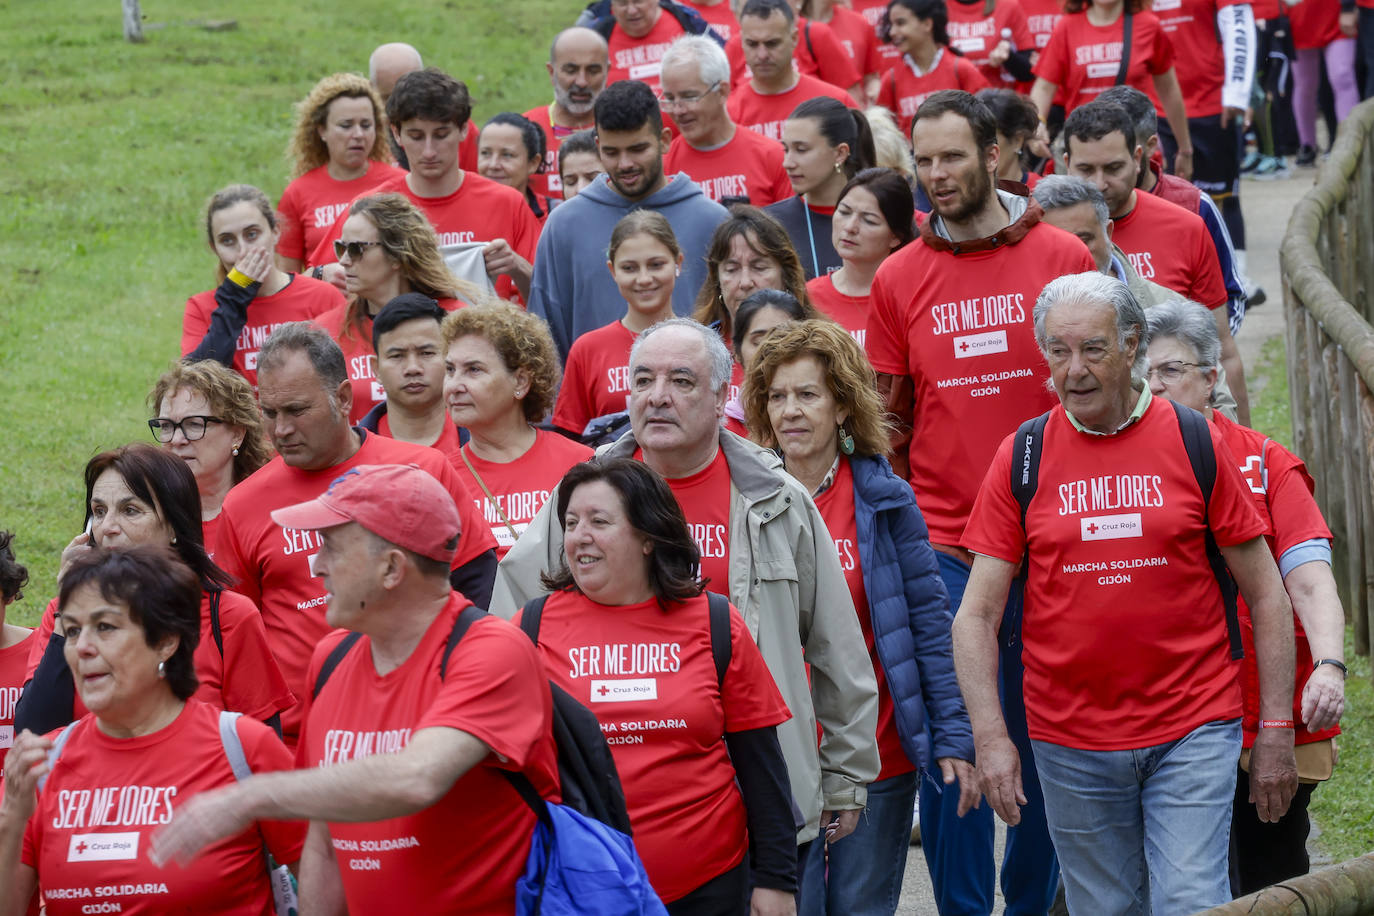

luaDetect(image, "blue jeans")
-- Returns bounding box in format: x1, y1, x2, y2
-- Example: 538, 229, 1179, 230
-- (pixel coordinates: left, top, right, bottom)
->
797, 770, 920, 916
1032, 719, 1241, 916
919, 553, 1059, 916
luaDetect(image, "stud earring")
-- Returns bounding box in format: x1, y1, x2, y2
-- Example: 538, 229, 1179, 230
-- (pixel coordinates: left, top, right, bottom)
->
157, 660, 166, 679
170, 535, 178, 545
834, 161, 843, 174
232, 443, 241, 456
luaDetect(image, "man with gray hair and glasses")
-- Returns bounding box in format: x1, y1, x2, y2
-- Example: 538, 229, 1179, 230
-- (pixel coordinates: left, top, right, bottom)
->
214, 322, 497, 747
1033, 175, 1240, 419
953, 271, 1297, 916
660, 34, 792, 206
492, 317, 880, 876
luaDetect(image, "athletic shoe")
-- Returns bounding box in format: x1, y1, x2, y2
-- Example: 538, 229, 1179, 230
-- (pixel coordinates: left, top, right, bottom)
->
1249, 155, 1291, 180
1240, 149, 1262, 174
1296, 144, 1318, 167
1248, 285, 1267, 307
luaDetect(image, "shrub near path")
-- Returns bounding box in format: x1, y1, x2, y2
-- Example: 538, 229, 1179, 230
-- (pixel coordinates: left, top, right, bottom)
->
0, 0, 567, 615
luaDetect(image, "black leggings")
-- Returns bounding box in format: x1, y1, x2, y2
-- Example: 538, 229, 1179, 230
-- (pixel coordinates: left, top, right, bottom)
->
1229, 763, 1319, 896
667, 860, 750, 916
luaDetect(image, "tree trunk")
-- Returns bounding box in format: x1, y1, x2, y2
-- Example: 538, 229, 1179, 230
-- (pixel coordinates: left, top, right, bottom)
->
122, 0, 144, 43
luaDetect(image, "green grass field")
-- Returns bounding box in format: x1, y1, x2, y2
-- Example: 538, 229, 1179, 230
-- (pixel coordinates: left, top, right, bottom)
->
1, 0, 1370, 867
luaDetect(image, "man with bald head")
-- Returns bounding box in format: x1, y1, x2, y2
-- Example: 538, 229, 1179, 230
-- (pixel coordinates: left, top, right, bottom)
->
523, 27, 609, 198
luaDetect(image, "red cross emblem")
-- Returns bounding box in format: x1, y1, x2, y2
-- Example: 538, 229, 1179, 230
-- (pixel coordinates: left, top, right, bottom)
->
597, 685, 610, 697
1086, 523, 1099, 534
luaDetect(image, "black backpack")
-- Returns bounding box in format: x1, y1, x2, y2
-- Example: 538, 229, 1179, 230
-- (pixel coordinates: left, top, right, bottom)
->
312, 604, 636, 834
1009, 401, 1243, 660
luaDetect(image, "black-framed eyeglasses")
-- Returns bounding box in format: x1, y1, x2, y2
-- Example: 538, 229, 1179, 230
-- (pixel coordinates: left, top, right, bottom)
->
148, 416, 224, 443
1146, 361, 1203, 384
657, 81, 722, 110
333, 239, 385, 261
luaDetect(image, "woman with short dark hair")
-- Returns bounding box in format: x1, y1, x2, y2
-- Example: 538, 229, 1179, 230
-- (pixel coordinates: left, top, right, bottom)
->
1, 546, 304, 916
18, 445, 294, 739
520, 457, 798, 915
807, 168, 915, 344
478, 112, 554, 221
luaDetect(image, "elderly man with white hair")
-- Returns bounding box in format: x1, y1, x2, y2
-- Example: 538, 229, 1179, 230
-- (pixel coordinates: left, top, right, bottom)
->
952, 271, 1297, 916
492, 317, 880, 871
660, 34, 792, 206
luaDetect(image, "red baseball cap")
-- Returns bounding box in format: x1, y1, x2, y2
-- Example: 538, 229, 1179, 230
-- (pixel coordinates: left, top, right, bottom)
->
270, 464, 461, 563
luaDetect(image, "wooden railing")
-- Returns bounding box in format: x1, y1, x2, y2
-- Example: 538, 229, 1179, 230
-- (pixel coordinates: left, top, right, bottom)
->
1281, 98, 1374, 660
1195, 855, 1374, 914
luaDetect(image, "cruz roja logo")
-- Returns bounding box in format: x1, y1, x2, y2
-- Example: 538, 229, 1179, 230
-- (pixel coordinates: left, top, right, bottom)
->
1079, 513, 1143, 541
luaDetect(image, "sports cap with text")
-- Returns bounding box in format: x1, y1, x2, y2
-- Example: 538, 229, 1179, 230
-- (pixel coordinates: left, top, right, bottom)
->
270, 463, 461, 563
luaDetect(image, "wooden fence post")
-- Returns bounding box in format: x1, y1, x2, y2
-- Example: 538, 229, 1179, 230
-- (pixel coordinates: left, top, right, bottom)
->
122, 0, 143, 43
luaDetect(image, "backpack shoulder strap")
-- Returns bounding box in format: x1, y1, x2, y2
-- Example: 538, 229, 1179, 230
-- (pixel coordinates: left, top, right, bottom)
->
1011, 410, 1052, 532
1115, 12, 1134, 86
519, 595, 550, 647
209, 588, 224, 658
705, 592, 732, 688
312, 631, 364, 700
438, 605, 488, 680
1170, 401, 1243, 660
218, 710, 251, 782
37, 720, 81, 792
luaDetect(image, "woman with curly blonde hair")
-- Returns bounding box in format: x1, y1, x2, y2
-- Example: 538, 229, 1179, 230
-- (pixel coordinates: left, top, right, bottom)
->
147, 360, 273, 547
441, 303, 592, 557
743, 319, 973, 914
275, 72, 403, 272
316, 192, 489, 422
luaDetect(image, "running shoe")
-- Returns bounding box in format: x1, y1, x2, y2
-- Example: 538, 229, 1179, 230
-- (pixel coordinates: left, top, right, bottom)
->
1240, 149, 1262, 174
1296, 144, 1318, 167
1249, 155, 1291, 180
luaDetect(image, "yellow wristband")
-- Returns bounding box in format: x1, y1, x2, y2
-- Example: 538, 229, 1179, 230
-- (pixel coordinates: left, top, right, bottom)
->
227, 267, 255, 288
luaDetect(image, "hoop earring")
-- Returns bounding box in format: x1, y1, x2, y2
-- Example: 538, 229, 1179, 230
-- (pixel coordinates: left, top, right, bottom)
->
157, 660, 166, 679
838, 423, 855, 456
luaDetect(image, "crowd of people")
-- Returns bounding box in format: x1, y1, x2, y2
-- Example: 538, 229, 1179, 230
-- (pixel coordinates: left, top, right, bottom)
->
0, 0, 1364, 913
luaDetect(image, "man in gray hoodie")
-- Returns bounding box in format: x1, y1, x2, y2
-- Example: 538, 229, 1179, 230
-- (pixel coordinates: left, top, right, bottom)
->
528, 79, 728, 359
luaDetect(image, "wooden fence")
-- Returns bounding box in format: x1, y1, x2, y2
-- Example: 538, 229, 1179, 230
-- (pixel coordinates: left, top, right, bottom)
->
1281, 97, 1374, 659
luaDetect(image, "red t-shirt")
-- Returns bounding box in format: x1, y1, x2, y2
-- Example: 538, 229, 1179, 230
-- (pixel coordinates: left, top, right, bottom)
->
647, 448, 734, 591
0, 630, 35, 771
524, 590, 790, 902
22, 701, 304, 916
664, 128, 793, 207
298, 598, 559, 916
813, 458, 913, 780
851, 0, 906, 67
946, 0, 1035, 88
1210, 412, 1339, 748
962, 397, 1265, 749
1287, 0, 1344, 48
1111, 190, 1227, 310
202, 513, 223, 559
376, 410, 463, 456
312, 298, 465, 424
308, 171, 540, 303
452, 430, 593, 558
215, 432, 497, 744
607, 13, 689, 93
28, 589, 298, 728
826, 5, 887, 77
553, 319, 638, 435
682, 0, 739, 40
1034, 11, 1175, 112
865, 220, 1096, 545
727, 74, 859, 142
522, 104, 590, 199
878, 50, 991, 135
182, 275, 344, 388
806, 273, 871, 347
726, 18, 861, 91
1152, 0, 1247, 117
276, 161, 406, 265
1020, 0, 1064, 50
